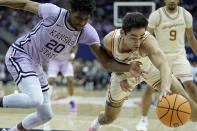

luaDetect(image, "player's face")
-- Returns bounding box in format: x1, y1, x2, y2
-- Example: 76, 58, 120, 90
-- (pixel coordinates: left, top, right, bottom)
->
165, 0, 179, 11
123, 28, 146, 52
69, 11, 90, 31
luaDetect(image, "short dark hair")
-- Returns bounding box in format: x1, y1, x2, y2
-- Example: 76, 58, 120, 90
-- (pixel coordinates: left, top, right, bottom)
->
122, 12, 148, 34
70, 0, 96, 15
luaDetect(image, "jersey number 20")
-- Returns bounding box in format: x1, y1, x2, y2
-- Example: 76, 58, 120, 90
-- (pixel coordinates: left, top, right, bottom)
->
46, 39, 65, 53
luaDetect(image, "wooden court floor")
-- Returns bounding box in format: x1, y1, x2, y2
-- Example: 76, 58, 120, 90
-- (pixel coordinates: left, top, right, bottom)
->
0, 85, 196, 131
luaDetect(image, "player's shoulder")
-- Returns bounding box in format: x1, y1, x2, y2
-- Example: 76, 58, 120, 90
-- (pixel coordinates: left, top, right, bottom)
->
102, 29, 118, 50
103, 30, 117, 43
82, 23, 97, 34
149, 7, 162, 18
179, 6, 192, 16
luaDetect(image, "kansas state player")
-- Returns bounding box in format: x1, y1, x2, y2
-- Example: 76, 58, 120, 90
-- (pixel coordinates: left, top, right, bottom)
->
0, 0, 147, 130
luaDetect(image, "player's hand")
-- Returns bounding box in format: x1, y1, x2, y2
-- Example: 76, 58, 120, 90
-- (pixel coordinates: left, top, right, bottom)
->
159, 86, 172, 101
129, 61, 148, 84
120, 79, 133, 92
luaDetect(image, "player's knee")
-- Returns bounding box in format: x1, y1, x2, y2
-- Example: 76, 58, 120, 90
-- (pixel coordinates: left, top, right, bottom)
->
41, 112, 54, 122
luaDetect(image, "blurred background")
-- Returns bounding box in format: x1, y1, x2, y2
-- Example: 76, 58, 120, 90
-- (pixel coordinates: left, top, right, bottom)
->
0, 0, 197, 91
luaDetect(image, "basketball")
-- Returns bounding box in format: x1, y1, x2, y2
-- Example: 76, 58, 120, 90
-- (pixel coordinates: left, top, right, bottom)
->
156, 94, 191, 128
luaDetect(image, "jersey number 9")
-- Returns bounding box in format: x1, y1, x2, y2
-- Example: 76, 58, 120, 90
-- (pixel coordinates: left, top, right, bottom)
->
169, 30, 176, 41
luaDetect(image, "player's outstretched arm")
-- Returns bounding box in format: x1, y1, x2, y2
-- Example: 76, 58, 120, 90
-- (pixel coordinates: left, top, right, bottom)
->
186, 28, 197, 56
0, 0, 40, 15
143, 35, 171, 100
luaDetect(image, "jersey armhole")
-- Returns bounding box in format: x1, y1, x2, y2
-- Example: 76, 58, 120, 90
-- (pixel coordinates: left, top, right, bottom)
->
111, 30, 118, 55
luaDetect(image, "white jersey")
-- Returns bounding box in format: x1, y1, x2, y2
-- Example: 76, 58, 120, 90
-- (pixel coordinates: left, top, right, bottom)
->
148, 6, 193, 54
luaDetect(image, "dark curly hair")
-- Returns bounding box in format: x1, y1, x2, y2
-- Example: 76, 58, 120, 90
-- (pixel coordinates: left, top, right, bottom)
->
70, 0, 96, 15
122, 12, 148, 34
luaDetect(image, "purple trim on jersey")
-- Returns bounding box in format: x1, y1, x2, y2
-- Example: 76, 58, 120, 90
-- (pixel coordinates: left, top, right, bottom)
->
41, 84, 49, 92
64, 11, 76, 31
12, 44, 27, 54
9, 49, 37, 85
19, 21, 43, 46
77, 30, 83, 44
42, 88, 49, 92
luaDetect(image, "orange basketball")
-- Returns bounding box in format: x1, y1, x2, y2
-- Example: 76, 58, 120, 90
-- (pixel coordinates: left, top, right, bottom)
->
156, 93, 191, 128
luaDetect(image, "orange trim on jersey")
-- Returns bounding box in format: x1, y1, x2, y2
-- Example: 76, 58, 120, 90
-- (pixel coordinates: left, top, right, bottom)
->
117, 36, 132, 54
107, 82, 128, 104
152, 79, 161, 89
108, 90, 129, 104
111, 29, 118, 56
141, 32, 151, 45
162, 7, 180, 20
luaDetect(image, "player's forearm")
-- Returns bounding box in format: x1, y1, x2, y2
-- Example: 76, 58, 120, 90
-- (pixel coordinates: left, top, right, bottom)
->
0, 0, 29, 9
90, 44, 130, 72
188, 38, 197, 56
159, 63, 171, 90
0, 0, 39, 15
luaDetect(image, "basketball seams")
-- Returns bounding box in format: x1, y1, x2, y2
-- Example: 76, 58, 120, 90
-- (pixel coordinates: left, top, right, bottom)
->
158, 97, 170, 120
170, 94, 178, 127
176, 100, 191, 125
177, 100, 191, 113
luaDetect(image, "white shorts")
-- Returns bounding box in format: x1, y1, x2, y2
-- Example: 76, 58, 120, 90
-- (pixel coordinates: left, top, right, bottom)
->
166, 52, 193, 83
47, 58, 74, 78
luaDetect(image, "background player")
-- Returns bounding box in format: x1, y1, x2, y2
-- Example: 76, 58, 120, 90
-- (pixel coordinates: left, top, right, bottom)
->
0, 0, 147, 131
89, 12, 197, 131
136, 0, 197, 130
48, 45, 78, 112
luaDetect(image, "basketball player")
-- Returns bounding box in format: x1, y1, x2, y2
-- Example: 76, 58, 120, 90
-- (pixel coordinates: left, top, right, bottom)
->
89, 12, 197, 131
48, 45, 78, 112
136, 0, 197, 130
0, 0, 147, 131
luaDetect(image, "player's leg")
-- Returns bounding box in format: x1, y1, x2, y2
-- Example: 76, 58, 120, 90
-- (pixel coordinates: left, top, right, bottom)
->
183, 80, 197, 103
1, 49, 44, 109
89, 99, 125, 131
169, 75, 197, 121
15, 64, 53, 131
16, 88, 53, 130
62, 62, 76, 112
89, 73, 132, 131
47, 60, 59, 97
136, 85, 154, 131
